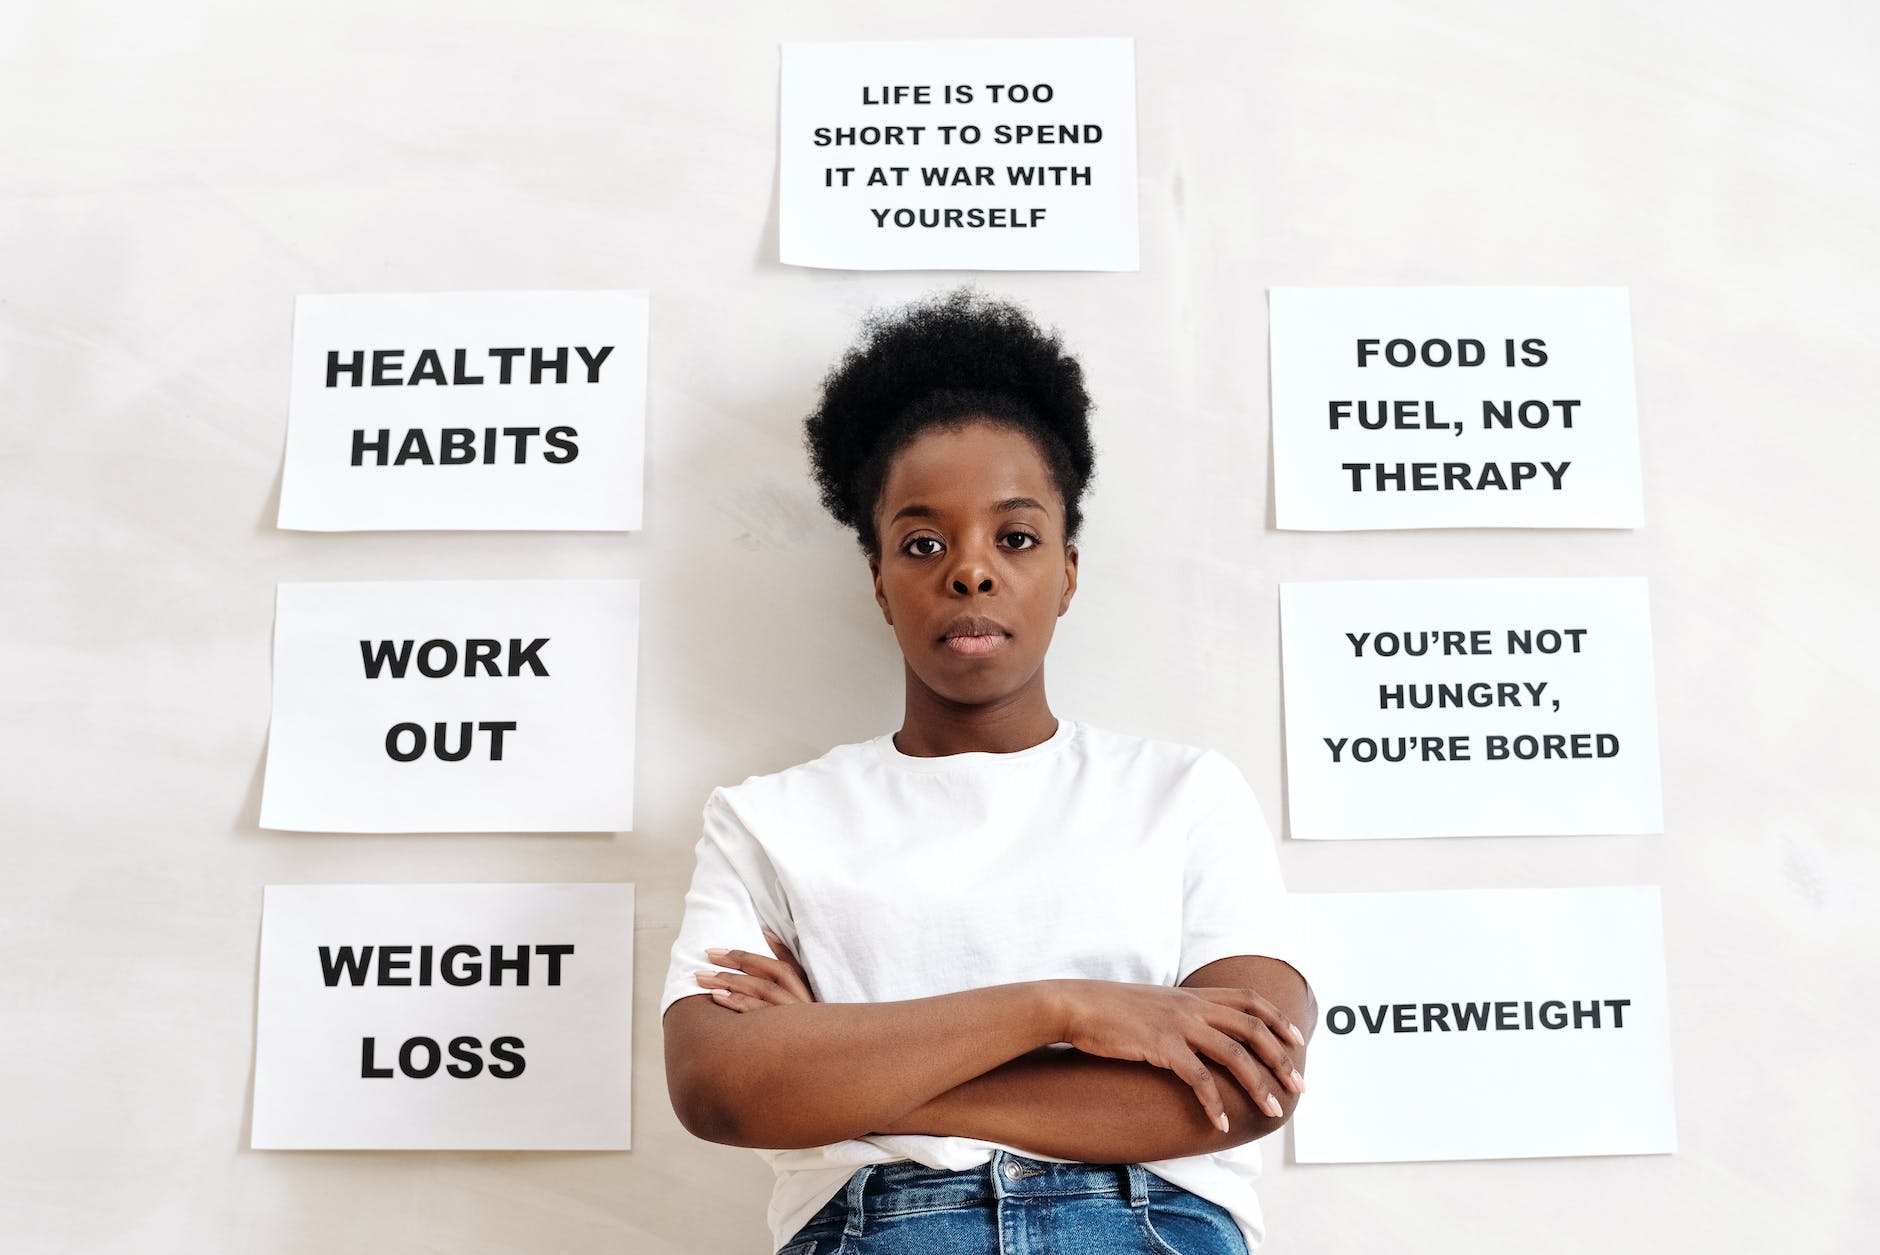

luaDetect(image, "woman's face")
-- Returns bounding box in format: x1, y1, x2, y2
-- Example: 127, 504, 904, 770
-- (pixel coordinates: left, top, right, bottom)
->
868, 419, 1078, 709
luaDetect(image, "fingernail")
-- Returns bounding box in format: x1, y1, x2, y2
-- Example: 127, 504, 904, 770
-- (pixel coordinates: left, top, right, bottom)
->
1287, 1023, 1305, 1046
1217, 1113, 1229, 1133
693, 970, 719, 983
1291, 1070, 1305, 1092
1263, 1093, 1284, 1119
705, 948, 729, 961
710, 988, 732, 1001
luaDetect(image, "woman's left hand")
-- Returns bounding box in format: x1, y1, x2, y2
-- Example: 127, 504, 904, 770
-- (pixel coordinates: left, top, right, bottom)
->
696, 928, 817, 1011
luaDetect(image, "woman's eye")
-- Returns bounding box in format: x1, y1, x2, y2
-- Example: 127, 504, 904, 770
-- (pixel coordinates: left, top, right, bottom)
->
1004, 532, 1040, 550
905, 537, 942, 557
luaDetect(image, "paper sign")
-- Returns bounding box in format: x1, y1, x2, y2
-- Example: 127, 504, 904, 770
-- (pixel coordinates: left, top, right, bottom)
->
278, 289, 648, 531
260, 579, 639, 833
251, 882, 634, 1149
780, 37, 1139, 270
1291, 886, 1677, 1163
1279, 577, 1662, 839
1270, 287, 1643, 529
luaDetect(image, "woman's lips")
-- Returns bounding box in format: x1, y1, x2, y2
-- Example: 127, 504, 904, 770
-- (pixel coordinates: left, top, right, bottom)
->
944, 633, 1008, 657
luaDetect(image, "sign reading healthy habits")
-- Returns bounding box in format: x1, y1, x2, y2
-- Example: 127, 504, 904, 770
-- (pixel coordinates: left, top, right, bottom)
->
780, 37, 1139, 270
251, 882, 634, 1149
260, 579, 639, 833
278, 289, 648, 531
1291, 886, 1676, 1163
1279, 577, 1662, 840
1270, 287, 1643, 530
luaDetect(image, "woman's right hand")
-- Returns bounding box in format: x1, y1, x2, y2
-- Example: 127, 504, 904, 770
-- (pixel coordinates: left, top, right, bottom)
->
1051, 979, 1306, 1133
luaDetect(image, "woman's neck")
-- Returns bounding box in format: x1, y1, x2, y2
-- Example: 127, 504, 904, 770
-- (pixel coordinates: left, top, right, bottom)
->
892, 670, 1058, 757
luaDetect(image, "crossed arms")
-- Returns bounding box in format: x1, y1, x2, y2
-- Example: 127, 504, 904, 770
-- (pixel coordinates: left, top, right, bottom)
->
662, 954, 1315, 1163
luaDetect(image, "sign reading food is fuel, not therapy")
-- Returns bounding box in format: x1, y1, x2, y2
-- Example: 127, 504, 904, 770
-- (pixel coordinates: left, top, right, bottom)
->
1269, 287, 1644, 530
1279, 576, 1662, 840
277, 289, 648, 531
251, 882, 634, 1150
1291, 885, 1676, 1164
780, 36, 1139, 270
259, 579, 639, 834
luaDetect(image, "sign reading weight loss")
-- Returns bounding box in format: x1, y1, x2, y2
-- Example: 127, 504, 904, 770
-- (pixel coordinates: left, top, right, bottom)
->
277, 289, 648, 531
259, 579, 639, 833
1270, 287, 1643, 529
251, 883, 634, 1150
1279, 576, 1662, 840
780, 36, 1139, 270
1291, 886, 1676, 1163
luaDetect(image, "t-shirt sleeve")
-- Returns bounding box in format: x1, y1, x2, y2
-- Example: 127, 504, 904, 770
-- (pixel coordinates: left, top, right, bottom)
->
658, 786, 796, 1020
1176, 749, 1300, 987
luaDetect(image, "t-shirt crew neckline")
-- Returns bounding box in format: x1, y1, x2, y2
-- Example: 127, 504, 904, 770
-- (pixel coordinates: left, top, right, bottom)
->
875, 716, 1076, 773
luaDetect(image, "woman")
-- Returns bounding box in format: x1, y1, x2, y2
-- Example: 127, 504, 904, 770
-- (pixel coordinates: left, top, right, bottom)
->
660, 287, 1315, 1254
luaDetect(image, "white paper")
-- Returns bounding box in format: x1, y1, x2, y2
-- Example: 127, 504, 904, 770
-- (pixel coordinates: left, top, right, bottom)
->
260, 579, 639, 833
1279, 576, 1663, 840
278, 289, 648, 531
780, 37, 1139, 271
1291, 886, 1677, 1164
1270, 287, 1643, 529
251, 882, 635, 1150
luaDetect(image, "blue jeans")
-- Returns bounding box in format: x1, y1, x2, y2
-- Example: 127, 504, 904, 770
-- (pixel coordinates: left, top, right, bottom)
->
779, 1149, 1250, 1254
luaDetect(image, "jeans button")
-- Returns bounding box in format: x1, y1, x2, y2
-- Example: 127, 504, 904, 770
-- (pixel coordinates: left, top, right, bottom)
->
1003, 1161, 1021, 1180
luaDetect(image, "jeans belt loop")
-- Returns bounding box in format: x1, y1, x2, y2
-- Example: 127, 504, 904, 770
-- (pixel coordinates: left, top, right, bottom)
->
1126, 1161, 1151, 1208
843, 1163, 875, 1238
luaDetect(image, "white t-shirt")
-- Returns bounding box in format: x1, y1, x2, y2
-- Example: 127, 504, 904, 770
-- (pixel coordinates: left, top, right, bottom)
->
659, 717, 1299, 1254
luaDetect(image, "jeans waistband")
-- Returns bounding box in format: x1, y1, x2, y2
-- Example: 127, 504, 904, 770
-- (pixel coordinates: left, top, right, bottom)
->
835, 1151, 1174, 1233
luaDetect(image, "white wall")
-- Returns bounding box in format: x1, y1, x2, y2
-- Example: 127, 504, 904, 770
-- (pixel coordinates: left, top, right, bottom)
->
3, 1, 1874, 1251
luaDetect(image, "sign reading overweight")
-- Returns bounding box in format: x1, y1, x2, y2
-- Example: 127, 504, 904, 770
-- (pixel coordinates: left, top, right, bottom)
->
260, 579, 639, 833
251, 883, 634, 1149
1270, 287, 1643, 529
780, 37, 1139, 270
278, 290, 648, 531
1291, 886, 1676, 1163
1279, 577, 1662, 839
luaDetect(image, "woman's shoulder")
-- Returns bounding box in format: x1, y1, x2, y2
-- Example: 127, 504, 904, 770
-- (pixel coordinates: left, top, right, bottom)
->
706, 731, 886, 811
1073, 720, 1233, 775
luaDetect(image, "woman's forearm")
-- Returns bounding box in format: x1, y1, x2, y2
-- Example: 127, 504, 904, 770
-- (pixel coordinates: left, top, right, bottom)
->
877, 1047, 1293, 1162
663, 980, 1067, 1150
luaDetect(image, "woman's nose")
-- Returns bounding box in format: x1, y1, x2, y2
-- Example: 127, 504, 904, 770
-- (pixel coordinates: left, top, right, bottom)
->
949, 547, 995, 594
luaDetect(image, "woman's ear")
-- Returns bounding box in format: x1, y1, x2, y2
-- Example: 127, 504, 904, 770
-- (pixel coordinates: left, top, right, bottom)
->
1059, 542, 1079, 615
868, 554, 893, 625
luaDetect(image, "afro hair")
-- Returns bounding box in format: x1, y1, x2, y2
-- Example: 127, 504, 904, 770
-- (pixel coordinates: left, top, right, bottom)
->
803, 286, 1097, 559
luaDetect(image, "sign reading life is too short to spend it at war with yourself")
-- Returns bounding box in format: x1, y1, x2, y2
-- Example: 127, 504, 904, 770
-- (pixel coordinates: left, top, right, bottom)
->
1279, 576, 1663, 840
1290, 885, 1677, 1164
259, 579, 640, 834
1269, 287, 1644, 530
277, 289, 649, 531
251, 882, 635, 1150
780, 36, 1139, 270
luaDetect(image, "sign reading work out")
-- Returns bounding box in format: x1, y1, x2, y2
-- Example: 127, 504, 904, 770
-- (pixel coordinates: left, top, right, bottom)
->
1269, 287, 1643, 530
259, 579, 639, 834
251, 883, 634, 1150
1291, 886, 1676, 1163
779, 36, 1139, 270
1279, 576, 1663, 840
277, 289, 649, 531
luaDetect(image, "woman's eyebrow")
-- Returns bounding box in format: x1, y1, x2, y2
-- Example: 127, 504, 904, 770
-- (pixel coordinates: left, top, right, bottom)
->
889, 497, 1047, 525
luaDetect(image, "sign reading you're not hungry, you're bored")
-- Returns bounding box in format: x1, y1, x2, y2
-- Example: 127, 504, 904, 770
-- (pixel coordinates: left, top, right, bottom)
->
277, 289, 648, 531
251, 882, 634, 1150
1270, 287, 1643, 530
780, 37, 1139, 271
1279, 576, 1663, 840
259, 579, 639, 834
1291, 886, 1676, 1164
